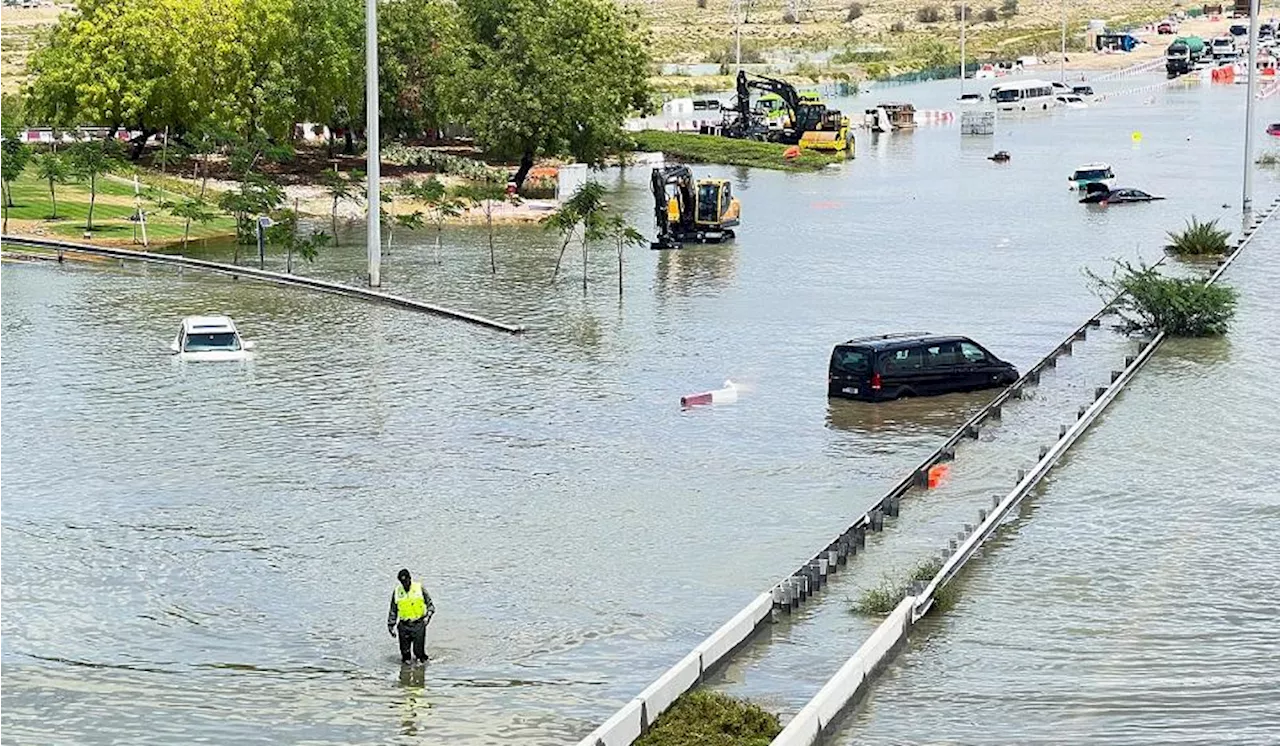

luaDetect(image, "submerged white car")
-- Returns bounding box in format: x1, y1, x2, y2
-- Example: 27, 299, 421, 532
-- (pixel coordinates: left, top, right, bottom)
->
1055, 94, 1088, 109
170, 315, 254, 361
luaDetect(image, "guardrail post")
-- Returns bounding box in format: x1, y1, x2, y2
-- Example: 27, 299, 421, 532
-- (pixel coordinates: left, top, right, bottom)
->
1028, 370, 1041, 384
948, 538, 958, 552
1077, 405, 1087, 419
855, 525, 866, 549
978, 508, 987, 523
1095, 386, 1107, 401
1016, 468, 1026, 482
1111, 370, 1122, 382
1039, 445, 1049, 459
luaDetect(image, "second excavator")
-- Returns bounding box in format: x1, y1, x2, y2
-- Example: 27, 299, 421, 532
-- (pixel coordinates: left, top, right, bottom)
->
650, 165, 740, 250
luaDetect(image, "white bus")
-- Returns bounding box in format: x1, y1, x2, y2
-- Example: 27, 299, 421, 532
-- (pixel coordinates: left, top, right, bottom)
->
989, 79, 1057, 111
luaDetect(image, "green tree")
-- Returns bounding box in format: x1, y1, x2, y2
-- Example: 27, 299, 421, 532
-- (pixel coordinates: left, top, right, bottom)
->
379, 0, 467, 139
545, 181, 606, 283
319, 167, 358, 245
34, 152, 72, 219
169, 196, 216, 250
456, 0, 652, 190
1, 137, 34, 233
456, 180, 510, 274
604, 213, 646, 298
68, 138, 124, 231
417, 176, 464, 265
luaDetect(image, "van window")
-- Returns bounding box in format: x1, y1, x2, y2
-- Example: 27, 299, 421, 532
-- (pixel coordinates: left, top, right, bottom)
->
924, 342, 962, 368
882, 347, 923, 373
960, 342, 988, 363
832, 348, 870, 374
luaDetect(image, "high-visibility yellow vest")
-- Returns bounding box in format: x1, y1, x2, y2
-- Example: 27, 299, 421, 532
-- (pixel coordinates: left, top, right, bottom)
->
395, 582, 427, 621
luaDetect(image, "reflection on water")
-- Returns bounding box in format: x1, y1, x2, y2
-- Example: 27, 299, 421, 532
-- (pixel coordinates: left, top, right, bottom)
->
3, 74, 1279, 745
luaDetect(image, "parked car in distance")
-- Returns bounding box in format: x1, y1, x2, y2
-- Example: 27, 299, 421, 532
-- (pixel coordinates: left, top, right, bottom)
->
170, 315, 254, 361
1079, 184, 1165, 204
828, 333, 1019, 402
1158, 21, 1176, 34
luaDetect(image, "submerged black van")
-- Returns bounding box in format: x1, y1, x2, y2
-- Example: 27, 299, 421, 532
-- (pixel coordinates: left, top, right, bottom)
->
828, 333, 1018, 401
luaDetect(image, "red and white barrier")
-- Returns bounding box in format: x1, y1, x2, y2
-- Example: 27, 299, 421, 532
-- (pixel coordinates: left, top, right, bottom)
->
916, 110, 955, 124
681, 380, 739, 407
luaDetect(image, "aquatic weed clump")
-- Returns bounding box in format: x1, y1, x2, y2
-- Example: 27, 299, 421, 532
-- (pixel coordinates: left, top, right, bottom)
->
634, 690, 781, 746
1165, 216, 1231, 256
1089, 260, 1237, 337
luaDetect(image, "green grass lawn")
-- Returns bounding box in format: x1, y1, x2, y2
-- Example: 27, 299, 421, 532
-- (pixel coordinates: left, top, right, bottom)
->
630, 130, 841, 171
3, 169, 236, 242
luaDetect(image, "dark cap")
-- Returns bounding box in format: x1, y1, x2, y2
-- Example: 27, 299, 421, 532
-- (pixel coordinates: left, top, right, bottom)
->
397, 568, 411, 581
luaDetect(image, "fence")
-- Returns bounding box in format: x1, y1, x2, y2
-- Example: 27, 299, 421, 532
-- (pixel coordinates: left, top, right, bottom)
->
765, 193, 1280, 746
0, 236, 525, 334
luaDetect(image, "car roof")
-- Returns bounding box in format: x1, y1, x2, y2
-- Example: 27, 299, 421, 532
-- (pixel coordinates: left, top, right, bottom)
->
837, 333, 973, 350
182, 315, 237, 333
1074, 162, 1111, 169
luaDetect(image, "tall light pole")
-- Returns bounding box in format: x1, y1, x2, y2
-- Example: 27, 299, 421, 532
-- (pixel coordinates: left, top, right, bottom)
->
365, 0, 382, 287
960, 3, 967, 96
1059, 0, 1067, 83
1242, 0, 1260, 214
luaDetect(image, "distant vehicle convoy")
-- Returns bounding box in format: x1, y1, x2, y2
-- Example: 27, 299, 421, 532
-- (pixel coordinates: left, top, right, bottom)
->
828, 334, 1019, 402
1165, 36, 1207, 76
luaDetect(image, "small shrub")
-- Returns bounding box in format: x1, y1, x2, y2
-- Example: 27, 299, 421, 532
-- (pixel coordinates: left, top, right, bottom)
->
890, 19, 907, 32
1165, 216, 1231, 256
696, 0, 707, 7
708, 41, 765, 65
853, 556, 955, 615
980, 7, 999, 21
1088, 260, 1238, 336
782, 8, 798, 23
1257, 150, 1280, 166
846, 1, 864, 20
954, 4, 972, 20
1000, 0, 1018, 17
916, 5, 942, 23
635, 690, 781, 746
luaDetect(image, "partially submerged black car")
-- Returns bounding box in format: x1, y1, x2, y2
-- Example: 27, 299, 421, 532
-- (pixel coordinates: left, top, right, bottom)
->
828, 333, 1019, 402
1079, 183, 1165, 204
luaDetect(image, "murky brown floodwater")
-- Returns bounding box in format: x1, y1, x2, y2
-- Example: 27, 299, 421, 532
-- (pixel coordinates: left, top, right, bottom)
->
3, 72, 1277, 744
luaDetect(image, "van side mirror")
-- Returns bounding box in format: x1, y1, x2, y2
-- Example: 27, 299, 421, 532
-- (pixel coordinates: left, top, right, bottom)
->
169, 341, 180, 353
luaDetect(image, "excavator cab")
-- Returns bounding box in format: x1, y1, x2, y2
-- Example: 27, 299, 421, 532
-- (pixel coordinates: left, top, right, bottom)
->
652, 167, 740, 250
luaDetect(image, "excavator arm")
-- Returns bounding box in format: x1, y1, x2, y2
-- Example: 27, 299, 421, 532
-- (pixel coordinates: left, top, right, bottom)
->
651, 165, 695, 250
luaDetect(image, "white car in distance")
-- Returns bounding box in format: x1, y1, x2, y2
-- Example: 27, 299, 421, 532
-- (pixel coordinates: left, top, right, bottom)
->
171, 315, 254, 361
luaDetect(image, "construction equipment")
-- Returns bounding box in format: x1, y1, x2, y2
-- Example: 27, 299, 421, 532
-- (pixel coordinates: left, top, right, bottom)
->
718, 71, 852, 152
650, 165, 740, 250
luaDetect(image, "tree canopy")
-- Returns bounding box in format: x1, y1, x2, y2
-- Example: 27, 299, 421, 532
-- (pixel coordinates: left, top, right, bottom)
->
24, 0, 653, 178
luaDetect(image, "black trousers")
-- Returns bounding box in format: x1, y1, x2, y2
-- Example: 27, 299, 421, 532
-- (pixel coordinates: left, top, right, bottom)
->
397, 619, 427, 662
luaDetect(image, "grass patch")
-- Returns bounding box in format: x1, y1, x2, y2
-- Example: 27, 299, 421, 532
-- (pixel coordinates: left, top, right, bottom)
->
853, 556, 957, 615
3, 169, 236, 243
629, 131, 840, 171
634, 690, 781, 746
1090, 260, 1238, 337
1165, 216, 1231, 256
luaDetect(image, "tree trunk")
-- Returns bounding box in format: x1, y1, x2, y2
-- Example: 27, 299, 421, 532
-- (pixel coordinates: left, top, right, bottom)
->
49, 179, 58, 219
551, 229, 574, 282
582, 237, 588, 295
127, 129, 154, 161
488, 210, 496, 274
2, 184, 8, 234
344, 129, 354, 155
513, 148, 535, 192
331, 197, 340, 248
326, 127, 335, 159
182, 220, 191, 251
86, 173, 97, 230
435, 226, 442, 265
617, 240, 623, 298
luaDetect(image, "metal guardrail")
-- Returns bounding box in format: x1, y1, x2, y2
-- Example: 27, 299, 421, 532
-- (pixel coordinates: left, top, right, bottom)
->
1089, 57, 1166, 83
770, 193, 1280, 746
0, 235, 525, 334
575, 222, 1181, 745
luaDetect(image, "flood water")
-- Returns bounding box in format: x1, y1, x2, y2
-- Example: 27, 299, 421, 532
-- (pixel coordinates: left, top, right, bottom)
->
3, 73, 1278, 744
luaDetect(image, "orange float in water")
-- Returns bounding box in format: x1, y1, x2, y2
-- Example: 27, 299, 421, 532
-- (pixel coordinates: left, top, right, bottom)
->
783, 146, 802, 160
927, 463, 951, 489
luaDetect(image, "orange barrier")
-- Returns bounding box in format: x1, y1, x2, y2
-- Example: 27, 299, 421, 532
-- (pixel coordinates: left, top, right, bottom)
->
926, 463, 951, 489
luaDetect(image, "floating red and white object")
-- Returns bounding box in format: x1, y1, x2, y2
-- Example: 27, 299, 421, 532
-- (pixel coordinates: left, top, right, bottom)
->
681, 380, 739, 408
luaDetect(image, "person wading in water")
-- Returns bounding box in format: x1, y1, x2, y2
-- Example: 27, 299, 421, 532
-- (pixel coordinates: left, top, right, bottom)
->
387, 568, 435, 664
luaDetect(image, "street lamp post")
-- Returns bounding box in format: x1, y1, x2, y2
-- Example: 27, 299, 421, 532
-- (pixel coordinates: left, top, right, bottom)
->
365, 0, 382, 287
960, 3, 967, 96
1060, 0, 1067, 83
1242, 0, 1260, 214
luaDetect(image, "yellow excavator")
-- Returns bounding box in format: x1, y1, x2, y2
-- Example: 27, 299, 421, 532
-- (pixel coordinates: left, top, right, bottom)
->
651, 166, 740, 250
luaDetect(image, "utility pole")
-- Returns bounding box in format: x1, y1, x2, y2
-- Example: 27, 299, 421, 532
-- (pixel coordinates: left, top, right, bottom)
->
1060, 0, 1067, 83
365, 0, 382, 287
1242, 0, 1260, 214
731, 0, 742, 71
960, 3, 967, 96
